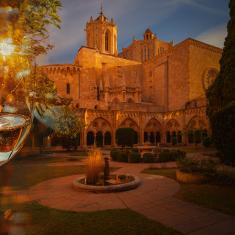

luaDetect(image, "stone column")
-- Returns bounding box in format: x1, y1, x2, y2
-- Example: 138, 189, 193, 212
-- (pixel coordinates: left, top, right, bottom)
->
139, 113, 144, 145
162, 128, 166, 145
81, 129, 87, 148
111, 129, 116, 147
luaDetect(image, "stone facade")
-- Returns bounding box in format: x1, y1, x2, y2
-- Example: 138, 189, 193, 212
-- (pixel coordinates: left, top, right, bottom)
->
41, 10, 222, 147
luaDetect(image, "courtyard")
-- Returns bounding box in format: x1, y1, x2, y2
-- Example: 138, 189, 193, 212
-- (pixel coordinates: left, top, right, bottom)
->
1, 147, 235, 235
1, 0, 235, 234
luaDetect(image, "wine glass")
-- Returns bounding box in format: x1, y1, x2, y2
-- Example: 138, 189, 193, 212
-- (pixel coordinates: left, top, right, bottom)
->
0, 6, 32, 166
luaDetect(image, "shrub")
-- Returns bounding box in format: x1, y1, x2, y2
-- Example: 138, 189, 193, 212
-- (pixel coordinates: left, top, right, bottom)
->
128, 151, 141, 163
202, 137, 213, 148
132, 148, 139, 153
142, 153, 156, 163
110, 149, 121, 161
117, 151, 128, 162
158, 150, 185, 162
177, 158, 217, 177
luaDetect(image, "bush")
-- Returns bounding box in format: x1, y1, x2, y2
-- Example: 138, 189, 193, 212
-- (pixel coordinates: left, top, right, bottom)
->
117, 151, 128, 162
110, 149, 121, 161
132, 148, 139, 153
202, 137, 213, 148
142, 153, 156, 163
128, 152, 141, 163
158, 150, 185, 162
177, 158, 217, 177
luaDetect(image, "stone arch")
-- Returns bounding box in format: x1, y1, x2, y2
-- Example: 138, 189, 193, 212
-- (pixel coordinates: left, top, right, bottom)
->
187, 116, 207, 130
105, 29, 111, 52
119, 118, 139, 132
187, 116, 208, 144
87, 117, 112, 133
165, 119, 182, 145
144, 118, 162, 144
117, 118, 139, 145
86, 117, 112, 146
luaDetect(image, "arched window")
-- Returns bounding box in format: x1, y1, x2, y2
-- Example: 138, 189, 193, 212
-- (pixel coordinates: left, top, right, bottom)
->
105, 30, 110, 52
66, 83, 70, 94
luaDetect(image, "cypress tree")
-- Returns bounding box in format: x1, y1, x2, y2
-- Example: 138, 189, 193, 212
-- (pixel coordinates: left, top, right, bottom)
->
206, 0, 235, 164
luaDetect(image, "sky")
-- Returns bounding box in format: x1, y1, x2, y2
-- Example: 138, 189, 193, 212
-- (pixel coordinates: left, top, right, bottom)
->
37, 0, 230, 65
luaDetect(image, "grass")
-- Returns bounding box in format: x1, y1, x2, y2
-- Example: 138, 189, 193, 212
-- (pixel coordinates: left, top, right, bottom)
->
0, 157, 86, 190
0, 202, 182, 235
142, 168, 235, 216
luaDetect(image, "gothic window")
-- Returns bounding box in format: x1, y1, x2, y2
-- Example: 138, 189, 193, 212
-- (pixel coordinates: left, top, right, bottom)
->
66, 83, 70, 94
105, 30, 111, 52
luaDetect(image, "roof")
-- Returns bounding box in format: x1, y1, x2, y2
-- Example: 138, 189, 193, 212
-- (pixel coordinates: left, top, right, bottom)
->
144, 28, 153, 34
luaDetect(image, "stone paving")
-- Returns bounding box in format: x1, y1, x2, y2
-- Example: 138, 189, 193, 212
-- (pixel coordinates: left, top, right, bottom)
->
20, 161, 235, 235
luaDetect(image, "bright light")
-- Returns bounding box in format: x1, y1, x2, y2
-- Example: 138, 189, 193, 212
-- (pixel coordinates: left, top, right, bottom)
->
16, 69, 30, 79
0, 38, 15, 57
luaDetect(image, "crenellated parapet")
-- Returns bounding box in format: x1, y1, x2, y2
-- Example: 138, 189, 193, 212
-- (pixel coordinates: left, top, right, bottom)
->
41, 64, 80, 76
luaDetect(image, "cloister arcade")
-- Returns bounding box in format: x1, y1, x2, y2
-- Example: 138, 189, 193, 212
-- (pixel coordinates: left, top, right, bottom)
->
78, 107, 210, 147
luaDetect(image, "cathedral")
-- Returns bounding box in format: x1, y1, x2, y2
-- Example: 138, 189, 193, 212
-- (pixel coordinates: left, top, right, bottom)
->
41, 9, 222, 147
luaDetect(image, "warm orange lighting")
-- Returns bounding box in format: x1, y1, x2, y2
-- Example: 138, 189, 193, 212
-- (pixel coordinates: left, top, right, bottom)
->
0, 38, 15, 57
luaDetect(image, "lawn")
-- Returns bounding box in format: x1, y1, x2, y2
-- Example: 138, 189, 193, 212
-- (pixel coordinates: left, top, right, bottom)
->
0, 202, 182, 235
142, 168, 235, 216
0, 159, 86, 189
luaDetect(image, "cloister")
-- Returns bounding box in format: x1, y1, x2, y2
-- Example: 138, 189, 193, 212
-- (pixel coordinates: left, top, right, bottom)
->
74, 106, 210, 147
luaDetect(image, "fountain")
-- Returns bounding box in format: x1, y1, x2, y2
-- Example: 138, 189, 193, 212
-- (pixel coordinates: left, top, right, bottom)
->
73, 149, 141, 193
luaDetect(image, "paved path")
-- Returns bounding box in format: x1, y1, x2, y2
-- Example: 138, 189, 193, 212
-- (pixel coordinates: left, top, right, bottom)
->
20, 161, 235, 235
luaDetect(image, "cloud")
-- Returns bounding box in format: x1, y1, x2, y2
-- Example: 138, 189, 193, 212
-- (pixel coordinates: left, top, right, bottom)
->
38, 0, 228, 65
174, 0, 227, 16
196, 24, 227, 48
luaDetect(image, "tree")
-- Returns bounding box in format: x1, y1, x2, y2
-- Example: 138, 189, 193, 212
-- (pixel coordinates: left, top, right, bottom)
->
53, 106, 84, 151
206, 0, 235, 164
0, 0, 62, 110
0, 1, 83, 150
116, 128, 138, 147
0, 0, 62, 58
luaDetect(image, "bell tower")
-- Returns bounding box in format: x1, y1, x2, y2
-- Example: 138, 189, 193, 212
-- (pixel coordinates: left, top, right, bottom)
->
85, 5, 118, 56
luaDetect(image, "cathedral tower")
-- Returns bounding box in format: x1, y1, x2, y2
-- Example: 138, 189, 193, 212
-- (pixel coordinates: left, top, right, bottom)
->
85, 6, 118, 56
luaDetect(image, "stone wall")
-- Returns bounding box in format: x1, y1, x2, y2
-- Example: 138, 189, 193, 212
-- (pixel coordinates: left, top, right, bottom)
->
167, 41, 190, 111
188, 40, 222, 101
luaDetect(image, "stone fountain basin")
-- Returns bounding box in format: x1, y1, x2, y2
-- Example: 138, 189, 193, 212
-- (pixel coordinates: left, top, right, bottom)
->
72, 175, 141, 193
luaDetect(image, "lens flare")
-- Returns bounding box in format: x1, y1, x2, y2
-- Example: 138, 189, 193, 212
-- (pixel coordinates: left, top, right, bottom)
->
0, 38, 15, 57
